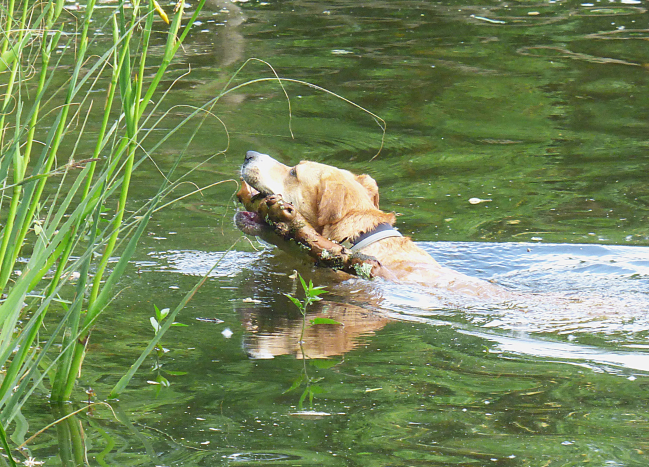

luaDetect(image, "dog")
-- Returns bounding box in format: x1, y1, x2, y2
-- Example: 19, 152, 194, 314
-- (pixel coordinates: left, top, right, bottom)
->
240, 151, 509, 299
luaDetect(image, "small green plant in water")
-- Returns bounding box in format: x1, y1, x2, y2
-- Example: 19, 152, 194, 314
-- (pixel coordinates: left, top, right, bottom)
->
284, 273, 342, 410
285, 273, 340, 342
149, 305, 188, 396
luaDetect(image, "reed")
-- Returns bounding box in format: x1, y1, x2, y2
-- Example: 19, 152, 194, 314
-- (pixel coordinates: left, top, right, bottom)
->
0, 0, 206, 436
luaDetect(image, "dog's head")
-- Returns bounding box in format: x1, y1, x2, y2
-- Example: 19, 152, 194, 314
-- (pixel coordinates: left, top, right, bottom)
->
241, 151, 393, 240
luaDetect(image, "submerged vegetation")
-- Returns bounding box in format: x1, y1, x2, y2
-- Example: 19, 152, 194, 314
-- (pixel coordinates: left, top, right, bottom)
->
0, 0, 207, 451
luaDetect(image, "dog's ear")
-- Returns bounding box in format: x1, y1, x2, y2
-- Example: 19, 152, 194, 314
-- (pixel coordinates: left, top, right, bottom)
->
316, 175, 380, 226
355, 174, 380, 208
316, 179, 354, 226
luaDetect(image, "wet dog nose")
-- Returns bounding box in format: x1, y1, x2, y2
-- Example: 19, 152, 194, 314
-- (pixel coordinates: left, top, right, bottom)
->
245, 150, 262, 163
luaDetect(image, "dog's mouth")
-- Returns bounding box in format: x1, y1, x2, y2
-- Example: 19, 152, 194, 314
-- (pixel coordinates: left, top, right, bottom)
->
235, 179, 275, 237
243, 181, 273, 198
234, 210, 270, 236
237, 155, 285, 236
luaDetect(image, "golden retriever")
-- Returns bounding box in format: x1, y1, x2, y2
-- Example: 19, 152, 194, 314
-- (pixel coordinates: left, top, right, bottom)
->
240, 151, 507, 298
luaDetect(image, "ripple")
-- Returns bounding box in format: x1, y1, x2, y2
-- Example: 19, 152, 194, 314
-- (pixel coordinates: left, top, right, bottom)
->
517, 46, 641, 67
380, 242, 649, 357
224, 452, 301, 462
585, 28, 649, 40
573, 6, 646, 16
141, 249, 265, 277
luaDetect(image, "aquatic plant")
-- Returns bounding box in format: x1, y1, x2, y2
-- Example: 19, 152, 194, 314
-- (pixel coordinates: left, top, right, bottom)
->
0, 0, 205, 442
285, 273, 331, 343
284, 273, 343, 409
148, 305, 188, 396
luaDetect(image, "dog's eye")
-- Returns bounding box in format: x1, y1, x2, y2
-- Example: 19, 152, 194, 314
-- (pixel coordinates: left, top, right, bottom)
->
289, 168, 297, 178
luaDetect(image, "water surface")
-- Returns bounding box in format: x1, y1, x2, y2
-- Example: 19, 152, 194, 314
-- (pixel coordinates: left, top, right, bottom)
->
15, 0, 649, 465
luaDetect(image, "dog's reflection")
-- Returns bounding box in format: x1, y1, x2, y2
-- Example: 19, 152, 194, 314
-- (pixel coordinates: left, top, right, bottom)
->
240, 301, 390, 359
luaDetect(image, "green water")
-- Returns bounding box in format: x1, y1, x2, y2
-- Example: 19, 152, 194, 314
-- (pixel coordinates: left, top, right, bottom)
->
11, 0, 649, 465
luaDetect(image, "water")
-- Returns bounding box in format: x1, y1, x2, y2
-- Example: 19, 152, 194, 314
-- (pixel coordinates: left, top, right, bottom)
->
14, 0, 649, 465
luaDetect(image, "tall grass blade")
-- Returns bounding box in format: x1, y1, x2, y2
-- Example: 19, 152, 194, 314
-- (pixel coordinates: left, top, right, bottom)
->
0, 421, 17, 467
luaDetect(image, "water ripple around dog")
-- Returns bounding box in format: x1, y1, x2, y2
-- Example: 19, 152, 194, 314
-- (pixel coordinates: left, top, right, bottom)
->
138, 243, 649, 372
378, 241, 649, 369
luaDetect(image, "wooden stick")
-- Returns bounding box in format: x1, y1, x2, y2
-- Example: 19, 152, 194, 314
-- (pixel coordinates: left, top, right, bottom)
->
235, 181, 381, 279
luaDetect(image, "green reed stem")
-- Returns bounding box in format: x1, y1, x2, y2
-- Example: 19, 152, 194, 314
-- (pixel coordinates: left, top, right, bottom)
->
0, 420, 17, 467
0, 3, 60, 290
86, 0, 141, 307
1, 0, 207, 411
81, 3, 119, 200
0, 0, 27, 136
1, 157, 95, 404
61, 0, 204, 401
0, 0, 16, 55
88, 0, 187, 273
8, 32, 82, 273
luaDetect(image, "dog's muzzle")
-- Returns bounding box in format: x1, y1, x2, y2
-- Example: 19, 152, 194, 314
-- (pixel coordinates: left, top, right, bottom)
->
240, 150, 284, 196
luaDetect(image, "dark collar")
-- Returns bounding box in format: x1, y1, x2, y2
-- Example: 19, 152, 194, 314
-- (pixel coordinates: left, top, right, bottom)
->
341, 223, 403, 251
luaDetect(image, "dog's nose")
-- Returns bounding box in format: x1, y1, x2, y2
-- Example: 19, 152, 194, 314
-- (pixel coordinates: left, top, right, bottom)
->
245, 150, 262, 162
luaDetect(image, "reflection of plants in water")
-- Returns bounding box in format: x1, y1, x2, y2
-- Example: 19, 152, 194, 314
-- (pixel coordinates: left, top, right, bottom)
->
149, 305, 188, 396
284, 273, 341, 409
284, 356, 344, 411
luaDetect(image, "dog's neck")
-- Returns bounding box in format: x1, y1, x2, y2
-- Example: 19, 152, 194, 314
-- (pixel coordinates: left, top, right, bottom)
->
321, 209, 398, 247
341, 222, 403, 251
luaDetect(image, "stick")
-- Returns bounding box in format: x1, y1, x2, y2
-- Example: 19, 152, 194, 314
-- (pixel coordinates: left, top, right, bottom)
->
235, 182, 381, 279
